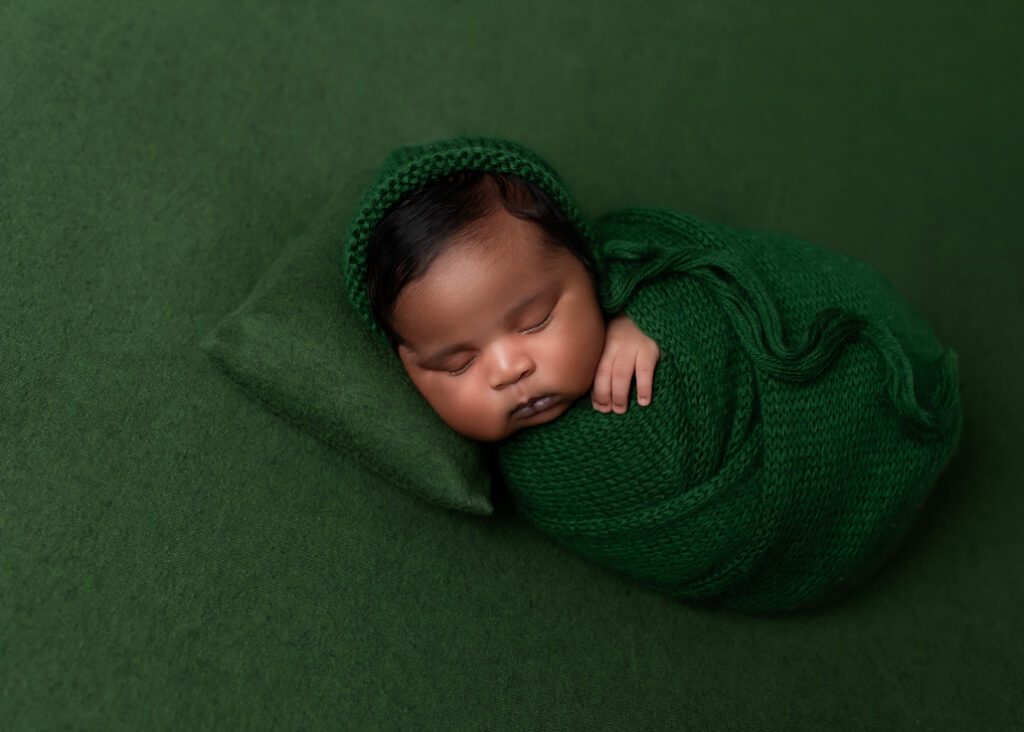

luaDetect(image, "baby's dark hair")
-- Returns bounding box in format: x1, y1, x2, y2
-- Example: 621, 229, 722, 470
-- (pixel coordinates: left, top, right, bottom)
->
365, 171, 594, 344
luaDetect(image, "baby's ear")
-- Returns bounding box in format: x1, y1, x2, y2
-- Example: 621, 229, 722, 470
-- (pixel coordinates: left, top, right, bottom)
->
379, 318, 403, 353
394, 342, 421, 370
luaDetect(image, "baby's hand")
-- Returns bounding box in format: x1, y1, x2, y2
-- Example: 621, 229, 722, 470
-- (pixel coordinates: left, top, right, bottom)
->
591, 314, 660, 414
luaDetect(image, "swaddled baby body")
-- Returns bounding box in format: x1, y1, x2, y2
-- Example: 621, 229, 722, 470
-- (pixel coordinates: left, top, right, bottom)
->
343, 136, 962, 612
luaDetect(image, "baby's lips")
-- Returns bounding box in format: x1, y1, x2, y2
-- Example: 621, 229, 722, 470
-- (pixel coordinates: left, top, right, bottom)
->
512, 394, 558, 419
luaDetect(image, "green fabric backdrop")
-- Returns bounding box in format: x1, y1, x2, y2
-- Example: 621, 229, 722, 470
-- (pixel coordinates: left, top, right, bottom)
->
3, 1, 1021, 729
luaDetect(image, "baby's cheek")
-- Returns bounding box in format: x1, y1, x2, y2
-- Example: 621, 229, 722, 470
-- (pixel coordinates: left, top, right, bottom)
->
411, 373, 466, 421
446, 379, 509, 439
572, 322, 607, 393
554, 346, 597, 399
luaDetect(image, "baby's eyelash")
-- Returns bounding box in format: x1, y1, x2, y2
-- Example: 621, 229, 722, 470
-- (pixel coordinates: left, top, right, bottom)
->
520, 311, 553, 334
448, 357, 475, 376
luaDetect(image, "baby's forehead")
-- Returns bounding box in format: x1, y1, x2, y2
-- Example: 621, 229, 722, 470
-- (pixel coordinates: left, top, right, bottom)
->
421, 217, 564, 293
392, 217, 579, 339
444, 203, 518, 249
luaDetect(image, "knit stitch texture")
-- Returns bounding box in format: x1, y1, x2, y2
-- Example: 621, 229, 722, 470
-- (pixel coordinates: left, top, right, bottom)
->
498, 207, 961, 612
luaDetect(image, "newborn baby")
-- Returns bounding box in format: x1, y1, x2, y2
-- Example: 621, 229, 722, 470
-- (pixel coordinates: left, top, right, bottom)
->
344, 136, 962, 612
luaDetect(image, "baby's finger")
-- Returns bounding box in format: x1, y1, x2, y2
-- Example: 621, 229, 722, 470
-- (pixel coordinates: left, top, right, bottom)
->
591, 353, 614, 412
610, 352, 636, 414
635, 349, 658, 406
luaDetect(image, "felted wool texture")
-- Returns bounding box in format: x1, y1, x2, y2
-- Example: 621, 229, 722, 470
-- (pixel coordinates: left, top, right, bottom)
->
497, 207, 963, 612
202, 190, 493, 514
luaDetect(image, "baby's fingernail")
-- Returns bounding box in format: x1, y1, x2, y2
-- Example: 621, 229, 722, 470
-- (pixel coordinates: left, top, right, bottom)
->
639, 396, 650, 406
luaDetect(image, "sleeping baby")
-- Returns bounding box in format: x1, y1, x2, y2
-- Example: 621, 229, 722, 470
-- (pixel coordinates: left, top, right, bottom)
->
343, 135, 962, 613
363, 168, 658, 440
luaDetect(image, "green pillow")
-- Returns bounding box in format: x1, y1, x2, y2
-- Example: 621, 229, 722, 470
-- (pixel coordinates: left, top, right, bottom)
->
200, 190, 493, 514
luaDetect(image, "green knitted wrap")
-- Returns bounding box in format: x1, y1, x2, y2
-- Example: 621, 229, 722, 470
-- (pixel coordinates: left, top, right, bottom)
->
497, 207, 961, 612
346, 136, 962, 613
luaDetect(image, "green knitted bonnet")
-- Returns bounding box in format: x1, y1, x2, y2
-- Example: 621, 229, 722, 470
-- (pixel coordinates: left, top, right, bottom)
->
343, 136, 592, 337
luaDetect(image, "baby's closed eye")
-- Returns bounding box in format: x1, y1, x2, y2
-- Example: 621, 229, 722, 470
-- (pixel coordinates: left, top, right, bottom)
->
519, 311, 552, 334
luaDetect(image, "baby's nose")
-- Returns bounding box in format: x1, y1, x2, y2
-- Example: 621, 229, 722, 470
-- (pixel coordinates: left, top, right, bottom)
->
489, 348, 535, 389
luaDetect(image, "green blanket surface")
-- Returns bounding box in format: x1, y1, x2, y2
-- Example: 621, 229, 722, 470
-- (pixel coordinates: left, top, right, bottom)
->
498, 207, 962, 612
7, 0, 1022, 727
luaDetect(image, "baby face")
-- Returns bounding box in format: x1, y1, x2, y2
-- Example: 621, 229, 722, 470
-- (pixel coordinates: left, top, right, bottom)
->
389, 206, 606, 441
